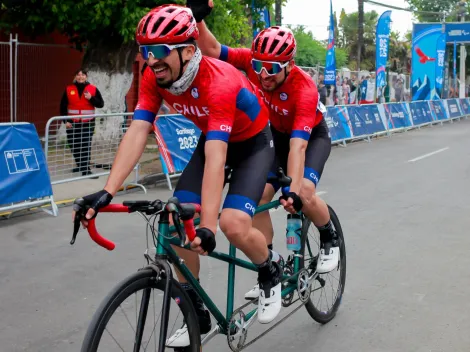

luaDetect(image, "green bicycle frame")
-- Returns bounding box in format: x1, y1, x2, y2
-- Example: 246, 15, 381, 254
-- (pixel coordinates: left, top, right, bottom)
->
156, 199, 303, 333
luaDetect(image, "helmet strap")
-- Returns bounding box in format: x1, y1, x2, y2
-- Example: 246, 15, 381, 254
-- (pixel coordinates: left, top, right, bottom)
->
176, 47, 190, 81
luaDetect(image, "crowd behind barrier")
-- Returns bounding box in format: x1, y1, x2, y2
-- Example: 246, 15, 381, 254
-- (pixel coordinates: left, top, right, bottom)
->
1, 99, 468, 216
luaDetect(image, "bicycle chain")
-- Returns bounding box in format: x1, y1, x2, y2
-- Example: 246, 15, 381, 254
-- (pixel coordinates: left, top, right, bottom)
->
227, 269, 310, 351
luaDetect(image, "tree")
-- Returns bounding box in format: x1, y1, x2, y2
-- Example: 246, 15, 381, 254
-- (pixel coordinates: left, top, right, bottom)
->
275, 0, 283, 25
405, 0, 460, 22
338, 9, 379, 71
388, 31, 411, 73
0, 0, 274, 112
357, 0, 364, 71
290, 25, 348, 68
0, 0, 277, 138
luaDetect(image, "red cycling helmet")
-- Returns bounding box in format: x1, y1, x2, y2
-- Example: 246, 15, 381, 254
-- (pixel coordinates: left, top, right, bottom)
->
252, 26, 296, 62
136, 4, 199, 45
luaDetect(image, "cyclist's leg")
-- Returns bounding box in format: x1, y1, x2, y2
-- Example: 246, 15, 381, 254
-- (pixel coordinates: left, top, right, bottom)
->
219, 126, 281, 323
297, 119, 338, 273
253, 126, 289, 249
167, 134, 212, 347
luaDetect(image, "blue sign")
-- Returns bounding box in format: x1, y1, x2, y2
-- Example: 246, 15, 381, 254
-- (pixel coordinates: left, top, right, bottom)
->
429, 100, 448, 120
324, 0, 336, 85
325, 106, 352, 141
446, 99, 463, 118
435, 34, 446, 99
459, 98, 470, 115
252, 4, 271, 38
346, 105, 386, 136
446, 22, 470, 43
154, 115, 202, 175
411, 23, 443, 101
0, 123, 53, 206
376, 11, 392, 99
383, 103, 412, 129
408, 101, 433, 125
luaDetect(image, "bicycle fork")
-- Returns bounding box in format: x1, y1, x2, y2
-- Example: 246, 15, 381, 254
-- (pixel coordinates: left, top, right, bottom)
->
157, 259, 173, 352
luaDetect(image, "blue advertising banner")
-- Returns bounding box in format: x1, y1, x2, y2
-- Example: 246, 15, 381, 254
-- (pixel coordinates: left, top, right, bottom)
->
252, 4, 271, 38
154, 115, 202, 175
383, 103, 412, 129
445, 22, 470, 43
458, 98, 470, 115
376, 11, 392, 101
435, 34, 446, 99
0, 123, 53, 206
411, 23, 443, 101
346, 105, 386, 136
324, 0, 336, 85
325, 106, 352, 141
408, 101, 434, 125
446, 99, 462, 118
429, 100, 448, 121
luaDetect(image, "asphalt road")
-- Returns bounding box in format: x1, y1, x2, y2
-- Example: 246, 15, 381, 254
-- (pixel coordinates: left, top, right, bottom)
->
2, 119, 470, 352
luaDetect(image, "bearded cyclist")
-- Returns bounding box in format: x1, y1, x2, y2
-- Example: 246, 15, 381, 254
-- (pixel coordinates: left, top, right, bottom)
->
73, 4, 283, 348
186, 1, 340, 301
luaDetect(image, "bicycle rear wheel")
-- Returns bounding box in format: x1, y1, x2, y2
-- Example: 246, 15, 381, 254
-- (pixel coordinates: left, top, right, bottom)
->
300, 205, 346, 324
81, 268, 201, 352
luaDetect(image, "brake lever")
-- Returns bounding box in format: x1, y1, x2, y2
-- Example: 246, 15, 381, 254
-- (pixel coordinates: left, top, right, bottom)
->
70, 198, 87, 245
171, 211, 186, 247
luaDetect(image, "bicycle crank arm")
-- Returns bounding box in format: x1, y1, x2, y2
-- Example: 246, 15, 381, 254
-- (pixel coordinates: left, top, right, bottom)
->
202, 325, 222, 346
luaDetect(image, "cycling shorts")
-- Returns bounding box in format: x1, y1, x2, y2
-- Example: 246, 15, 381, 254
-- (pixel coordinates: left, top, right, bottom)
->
268, 118, 331, 192
174, 125, 274, 217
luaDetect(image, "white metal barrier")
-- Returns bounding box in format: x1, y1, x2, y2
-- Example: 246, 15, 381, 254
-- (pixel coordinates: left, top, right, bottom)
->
44, 113, 146, 193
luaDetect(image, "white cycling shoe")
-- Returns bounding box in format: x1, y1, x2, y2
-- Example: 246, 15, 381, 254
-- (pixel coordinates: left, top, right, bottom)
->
245, 284, 260, 300
166, 324, 189, 348
258, 281, 282, 324
245, 251, 283, 300
316, 245, 340, 274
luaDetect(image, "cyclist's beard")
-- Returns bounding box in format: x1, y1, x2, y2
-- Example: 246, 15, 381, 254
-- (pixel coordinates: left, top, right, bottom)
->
152, 63, 174, 89
259, 76, 280, 92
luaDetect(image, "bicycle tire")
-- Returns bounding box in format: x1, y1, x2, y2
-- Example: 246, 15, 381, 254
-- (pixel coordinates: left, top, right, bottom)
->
299, 204, 346, 324
81, 268, 201, 352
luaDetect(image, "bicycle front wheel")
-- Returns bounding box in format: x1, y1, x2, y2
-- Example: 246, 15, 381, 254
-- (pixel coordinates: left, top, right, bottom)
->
300, 204, 346, 324
81, 268, 201, 352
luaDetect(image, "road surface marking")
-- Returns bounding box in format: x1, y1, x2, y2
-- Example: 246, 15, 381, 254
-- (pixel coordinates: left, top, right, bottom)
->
408, 147, 449, 163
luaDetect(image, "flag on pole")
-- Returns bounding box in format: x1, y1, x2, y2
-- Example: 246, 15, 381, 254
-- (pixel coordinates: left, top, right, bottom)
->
324, 0, 336, 85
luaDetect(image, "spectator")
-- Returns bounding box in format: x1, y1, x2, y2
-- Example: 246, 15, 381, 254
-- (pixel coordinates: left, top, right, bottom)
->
318, 81, 328, 106
60, 69, 104, 177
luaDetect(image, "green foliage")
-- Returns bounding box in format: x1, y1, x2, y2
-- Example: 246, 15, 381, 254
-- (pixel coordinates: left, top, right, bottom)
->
405, 0, 463, 22
289, 26, 348, 68
337, 9, 379, 70
0, 0, 276, 50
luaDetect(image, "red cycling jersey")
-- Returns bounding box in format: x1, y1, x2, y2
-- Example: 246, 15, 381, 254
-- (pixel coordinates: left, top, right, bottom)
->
134, 56, 269, 143
219, 46, 323, 140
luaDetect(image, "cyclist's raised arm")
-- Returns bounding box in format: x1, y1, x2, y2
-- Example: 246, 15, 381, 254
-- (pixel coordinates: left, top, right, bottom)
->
196, 20, 222, 59
195, 14, 251, 72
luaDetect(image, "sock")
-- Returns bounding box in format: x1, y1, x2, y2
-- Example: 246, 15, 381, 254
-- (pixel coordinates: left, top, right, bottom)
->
181, 280, 205, 314
269, 249, 280, 263
181, 280, 212, 333
256, 256, 279, 284
317, 220, 337, 245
